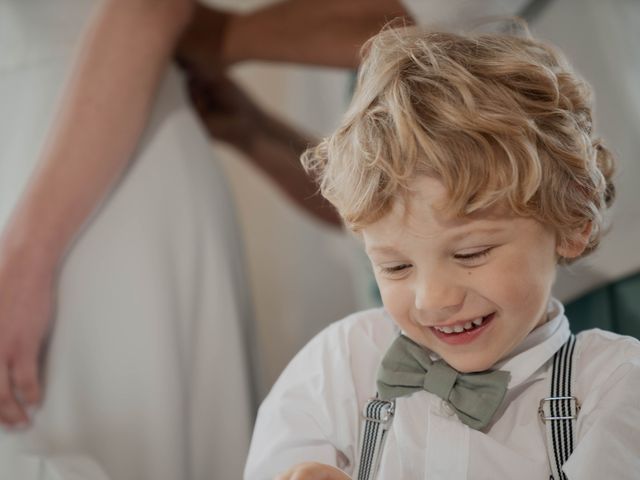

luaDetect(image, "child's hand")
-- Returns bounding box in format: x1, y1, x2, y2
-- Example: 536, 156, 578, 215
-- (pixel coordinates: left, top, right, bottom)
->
275, 462, 351, 480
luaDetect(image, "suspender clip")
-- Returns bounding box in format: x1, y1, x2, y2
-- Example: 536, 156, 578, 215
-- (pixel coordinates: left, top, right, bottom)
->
538, 396, 580, 423
356, 399, 396, 480
362, 399, 395, 425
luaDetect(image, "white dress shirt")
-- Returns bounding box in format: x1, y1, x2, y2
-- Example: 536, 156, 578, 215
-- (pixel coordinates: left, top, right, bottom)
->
245, 299, 640, 479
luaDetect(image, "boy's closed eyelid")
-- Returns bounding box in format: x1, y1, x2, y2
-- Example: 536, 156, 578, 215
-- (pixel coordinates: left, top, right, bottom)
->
452, 246, 497, 264
453, 245, 495, 257
375, 245, 499, 266
378, 262, 412, 271
377, 263, 413, 277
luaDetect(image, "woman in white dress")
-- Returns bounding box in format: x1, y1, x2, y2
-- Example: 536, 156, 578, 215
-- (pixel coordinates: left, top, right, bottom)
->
0, 1, 254, 478
0, 0, 416, 478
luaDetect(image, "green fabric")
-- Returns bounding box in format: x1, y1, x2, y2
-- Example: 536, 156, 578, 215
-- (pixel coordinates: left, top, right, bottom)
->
377, 335, 511, 430
565, 270, 640, 338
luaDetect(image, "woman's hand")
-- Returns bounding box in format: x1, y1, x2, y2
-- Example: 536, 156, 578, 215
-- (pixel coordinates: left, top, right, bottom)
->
0, 241, 54, 428
185, 71, 342, 227
275, 462, 351, 480
186, 73, 267, 152
175, 4, 233, 79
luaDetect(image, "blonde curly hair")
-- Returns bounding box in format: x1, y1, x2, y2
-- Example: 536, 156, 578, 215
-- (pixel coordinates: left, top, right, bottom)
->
302, 26, 615, 262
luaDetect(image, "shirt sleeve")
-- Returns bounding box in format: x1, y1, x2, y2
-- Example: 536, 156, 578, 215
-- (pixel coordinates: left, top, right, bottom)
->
563, 357, 640, 478
243, 322, 364, 480
401, 0, 530, 28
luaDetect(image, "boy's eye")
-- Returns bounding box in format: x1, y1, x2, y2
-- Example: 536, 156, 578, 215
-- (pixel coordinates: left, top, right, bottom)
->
378, 264, 412, 276
453, 248, 493, 263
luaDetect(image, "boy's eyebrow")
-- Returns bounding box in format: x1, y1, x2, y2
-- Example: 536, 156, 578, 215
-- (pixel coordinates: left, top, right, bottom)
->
448, 226, 506, 242
366, 245, 401, 256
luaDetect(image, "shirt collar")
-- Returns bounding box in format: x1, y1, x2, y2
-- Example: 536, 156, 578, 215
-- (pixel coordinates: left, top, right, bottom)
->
494, 297, 571, 389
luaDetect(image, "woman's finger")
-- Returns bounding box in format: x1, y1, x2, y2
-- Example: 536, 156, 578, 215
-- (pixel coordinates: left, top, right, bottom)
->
11, 349, 42, 408
0, 360, 29, 427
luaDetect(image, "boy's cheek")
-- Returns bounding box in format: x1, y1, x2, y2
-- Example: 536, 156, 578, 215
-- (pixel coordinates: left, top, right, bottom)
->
378, 283, 414, 324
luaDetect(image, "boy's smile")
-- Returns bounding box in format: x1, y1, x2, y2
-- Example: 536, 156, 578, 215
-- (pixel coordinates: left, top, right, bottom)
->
363, 176, 563, 373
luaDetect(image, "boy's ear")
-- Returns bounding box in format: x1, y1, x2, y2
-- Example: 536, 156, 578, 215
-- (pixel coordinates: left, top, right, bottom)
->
556, 222, 592, 259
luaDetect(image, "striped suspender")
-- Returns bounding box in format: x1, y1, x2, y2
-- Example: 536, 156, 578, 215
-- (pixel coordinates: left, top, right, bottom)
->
354, 336, 578, 480
539, 335, 580, 480
354, 398, 395, 480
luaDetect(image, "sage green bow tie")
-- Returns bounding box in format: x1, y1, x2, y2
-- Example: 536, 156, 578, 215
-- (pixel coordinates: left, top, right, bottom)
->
376, 334, 511, 430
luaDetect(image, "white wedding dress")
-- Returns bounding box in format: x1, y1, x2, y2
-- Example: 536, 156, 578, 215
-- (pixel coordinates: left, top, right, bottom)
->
0, 1, 255, 479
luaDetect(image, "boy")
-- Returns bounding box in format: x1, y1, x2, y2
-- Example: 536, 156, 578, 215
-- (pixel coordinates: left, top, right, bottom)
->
244, 26, 640, 479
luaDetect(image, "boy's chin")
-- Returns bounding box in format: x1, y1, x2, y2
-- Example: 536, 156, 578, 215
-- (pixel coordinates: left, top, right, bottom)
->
441, 355, 498, 374
403, 331, 502, 373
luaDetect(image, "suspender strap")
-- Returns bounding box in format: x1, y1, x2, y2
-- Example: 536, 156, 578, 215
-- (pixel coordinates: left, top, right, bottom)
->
354, 398, 395, 480
539, 335, 579, 480
356, 335, 578, 479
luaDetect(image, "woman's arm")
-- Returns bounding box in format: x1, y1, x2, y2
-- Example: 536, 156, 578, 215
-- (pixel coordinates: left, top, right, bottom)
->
177, 0, 413, 73
224, 0, 411, 67
187, 75, 341, 227
0, 0, 194, 427
176, 0, 414, 228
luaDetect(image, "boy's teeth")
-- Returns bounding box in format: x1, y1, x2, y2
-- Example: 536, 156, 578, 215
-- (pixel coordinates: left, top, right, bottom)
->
434, 316, 486, 334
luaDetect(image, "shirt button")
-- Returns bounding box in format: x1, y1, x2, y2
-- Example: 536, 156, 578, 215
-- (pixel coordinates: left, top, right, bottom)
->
441, 401, 455, 417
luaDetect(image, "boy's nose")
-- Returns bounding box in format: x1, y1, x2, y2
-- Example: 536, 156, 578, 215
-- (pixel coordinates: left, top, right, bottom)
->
414, 273, 465, 314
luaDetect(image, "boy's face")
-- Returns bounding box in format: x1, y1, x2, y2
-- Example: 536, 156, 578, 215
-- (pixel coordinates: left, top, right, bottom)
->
363, 176, 560, 373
